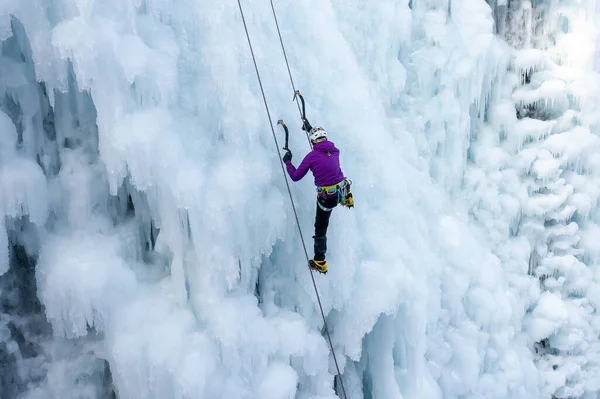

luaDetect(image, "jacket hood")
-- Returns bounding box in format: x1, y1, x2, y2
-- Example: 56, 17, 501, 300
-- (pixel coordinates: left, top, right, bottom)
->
313, 140, 338, 153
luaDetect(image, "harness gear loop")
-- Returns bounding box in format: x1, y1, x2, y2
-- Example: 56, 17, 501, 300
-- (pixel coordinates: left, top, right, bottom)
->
316, 179, 354, 210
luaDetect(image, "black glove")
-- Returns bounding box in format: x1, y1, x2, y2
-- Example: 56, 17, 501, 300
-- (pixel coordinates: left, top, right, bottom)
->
282, 149, 292, 163
301, 118, 313, 132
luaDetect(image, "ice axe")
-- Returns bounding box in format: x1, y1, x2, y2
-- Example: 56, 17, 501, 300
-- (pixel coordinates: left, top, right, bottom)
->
293, 90, 312, 132
277, 119, 289, 151
293, 90, 306, 120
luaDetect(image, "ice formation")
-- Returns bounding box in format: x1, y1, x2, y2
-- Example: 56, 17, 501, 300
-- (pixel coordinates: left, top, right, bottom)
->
1, 0, 600, 398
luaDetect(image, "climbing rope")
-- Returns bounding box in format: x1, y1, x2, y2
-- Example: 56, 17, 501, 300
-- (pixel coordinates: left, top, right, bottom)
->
268, 0, 313, 149
235, 1, 348, 398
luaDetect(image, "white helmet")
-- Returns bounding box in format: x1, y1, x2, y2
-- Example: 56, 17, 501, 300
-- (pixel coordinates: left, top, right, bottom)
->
309, 126, 327, 143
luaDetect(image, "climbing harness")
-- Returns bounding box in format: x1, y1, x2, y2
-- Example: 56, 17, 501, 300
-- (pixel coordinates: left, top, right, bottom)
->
317, 181, 344, 198
317, 179, 354, 210
236, 1, 348, 398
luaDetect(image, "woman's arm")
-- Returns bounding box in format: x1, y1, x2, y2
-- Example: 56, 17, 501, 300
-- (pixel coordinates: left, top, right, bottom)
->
285, 152, 313, 181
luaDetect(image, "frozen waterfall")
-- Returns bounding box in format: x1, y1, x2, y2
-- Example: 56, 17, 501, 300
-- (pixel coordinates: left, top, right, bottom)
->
1, 0, 600, 398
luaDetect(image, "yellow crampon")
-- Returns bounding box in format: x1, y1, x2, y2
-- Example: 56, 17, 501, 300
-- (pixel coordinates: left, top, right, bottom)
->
309, 259, 328, 274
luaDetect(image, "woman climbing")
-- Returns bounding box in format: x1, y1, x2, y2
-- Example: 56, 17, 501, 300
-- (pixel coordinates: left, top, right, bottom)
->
281, 118, 353, 274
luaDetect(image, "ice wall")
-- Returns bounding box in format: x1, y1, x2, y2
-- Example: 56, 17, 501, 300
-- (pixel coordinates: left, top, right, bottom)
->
0, 0, 598, 398
466, 0, 600, 397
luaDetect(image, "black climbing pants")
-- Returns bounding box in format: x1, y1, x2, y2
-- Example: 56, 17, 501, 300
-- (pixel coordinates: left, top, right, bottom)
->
313, 196, 339, 261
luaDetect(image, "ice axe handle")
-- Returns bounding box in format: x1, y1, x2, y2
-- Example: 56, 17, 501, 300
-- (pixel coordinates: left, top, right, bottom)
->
293, 90, 307, 120
278, 120, 289, 150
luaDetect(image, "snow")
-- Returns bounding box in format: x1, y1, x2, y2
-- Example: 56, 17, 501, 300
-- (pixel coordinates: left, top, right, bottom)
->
0, 157, 48, 224
513, 48, 547, 77
0, 0, 600, 397
527, 292, 568, 341
36, 231, 138, 338
513, 117, 556, 146
512, 79, 568, 109
256, 362, 298, 399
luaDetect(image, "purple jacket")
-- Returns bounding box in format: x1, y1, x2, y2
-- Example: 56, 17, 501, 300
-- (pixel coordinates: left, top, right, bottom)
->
285, 140, 345, 187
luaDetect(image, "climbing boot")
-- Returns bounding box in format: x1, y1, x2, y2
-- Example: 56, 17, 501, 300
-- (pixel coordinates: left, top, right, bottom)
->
309, 259, 328, 274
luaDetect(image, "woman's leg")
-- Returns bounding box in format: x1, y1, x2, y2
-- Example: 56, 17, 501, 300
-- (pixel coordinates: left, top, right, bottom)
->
313, 197, 338, 260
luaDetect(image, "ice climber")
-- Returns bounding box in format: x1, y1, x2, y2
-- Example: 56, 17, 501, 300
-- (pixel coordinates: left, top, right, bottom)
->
282, 119, 353, 274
